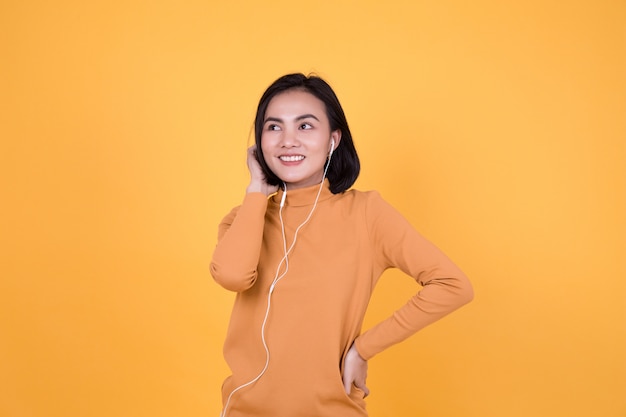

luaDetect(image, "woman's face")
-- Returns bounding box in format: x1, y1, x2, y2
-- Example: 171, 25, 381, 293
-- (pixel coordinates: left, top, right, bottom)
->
261, 89, 341, 190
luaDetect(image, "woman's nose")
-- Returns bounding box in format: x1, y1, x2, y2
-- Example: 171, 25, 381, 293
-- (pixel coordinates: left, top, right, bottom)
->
279, 128, 299, 147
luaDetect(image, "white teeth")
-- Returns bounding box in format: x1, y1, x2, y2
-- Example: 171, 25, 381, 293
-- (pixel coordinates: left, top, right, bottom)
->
279, 155, 305, 162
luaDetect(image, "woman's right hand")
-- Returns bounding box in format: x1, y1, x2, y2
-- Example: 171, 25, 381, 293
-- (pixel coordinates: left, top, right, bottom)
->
246, 146, 279, 196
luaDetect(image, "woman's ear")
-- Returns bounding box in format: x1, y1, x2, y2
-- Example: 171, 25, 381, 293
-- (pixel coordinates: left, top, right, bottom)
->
330, 130, 342, 151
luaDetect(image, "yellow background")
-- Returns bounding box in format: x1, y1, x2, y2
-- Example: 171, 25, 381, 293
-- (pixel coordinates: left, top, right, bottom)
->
2, 1, 624, 416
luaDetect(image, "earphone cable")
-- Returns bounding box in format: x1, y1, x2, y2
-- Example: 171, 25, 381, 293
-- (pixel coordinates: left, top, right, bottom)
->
220, 154, 333, 417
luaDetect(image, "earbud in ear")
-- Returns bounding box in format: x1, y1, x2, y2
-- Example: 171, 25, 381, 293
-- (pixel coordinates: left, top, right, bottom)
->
329, 139, 335, 156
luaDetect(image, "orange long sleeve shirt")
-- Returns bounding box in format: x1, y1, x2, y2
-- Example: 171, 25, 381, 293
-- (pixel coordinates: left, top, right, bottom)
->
210, 181, 473, 417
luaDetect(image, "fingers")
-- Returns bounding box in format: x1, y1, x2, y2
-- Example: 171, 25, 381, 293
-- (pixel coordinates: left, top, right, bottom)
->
343, 375, 352, 396
342, 373, 370, 397
246, 146, 263, 178
246, 146, 279, 195
341, 353, 354, 394
246, 146, 259, 166
350, 364, 370, 397
342, 344, 370, 397
354, 378, 370, 398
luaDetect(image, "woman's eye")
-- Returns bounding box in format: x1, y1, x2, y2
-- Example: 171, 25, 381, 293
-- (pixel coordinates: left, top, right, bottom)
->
267, 124, 280, 131
300, 123, 312, 129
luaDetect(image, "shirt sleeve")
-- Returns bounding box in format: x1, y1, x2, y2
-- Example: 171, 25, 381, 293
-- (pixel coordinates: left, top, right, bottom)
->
209, 192, 269, 292
354, 192, 474, 360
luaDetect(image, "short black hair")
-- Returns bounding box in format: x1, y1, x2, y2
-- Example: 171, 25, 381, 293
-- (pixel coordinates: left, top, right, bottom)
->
254, 73, 360, 194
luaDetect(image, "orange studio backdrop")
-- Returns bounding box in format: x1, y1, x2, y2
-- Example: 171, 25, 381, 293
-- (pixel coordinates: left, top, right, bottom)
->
1, 1, 624, 416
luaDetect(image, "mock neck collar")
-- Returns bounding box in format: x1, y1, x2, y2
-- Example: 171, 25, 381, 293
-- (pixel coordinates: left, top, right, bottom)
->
270, 179, 334, 207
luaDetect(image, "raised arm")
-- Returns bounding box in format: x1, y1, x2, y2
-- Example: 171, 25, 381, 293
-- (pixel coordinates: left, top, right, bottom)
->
209, 147, 279, 292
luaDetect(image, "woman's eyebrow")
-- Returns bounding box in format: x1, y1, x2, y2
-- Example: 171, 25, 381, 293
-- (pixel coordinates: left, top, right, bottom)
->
296, 114, 320, 122
264, 114, 320, 124
264, 116, 283, 124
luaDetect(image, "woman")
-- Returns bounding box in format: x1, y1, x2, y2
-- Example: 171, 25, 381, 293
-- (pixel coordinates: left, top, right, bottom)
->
210, 73, 473, 417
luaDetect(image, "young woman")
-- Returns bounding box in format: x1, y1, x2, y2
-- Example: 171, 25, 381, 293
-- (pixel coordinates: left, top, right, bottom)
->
210, 73, 473, 417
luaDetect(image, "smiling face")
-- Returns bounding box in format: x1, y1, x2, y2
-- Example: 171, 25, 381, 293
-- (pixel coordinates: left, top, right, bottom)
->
261, 89, 341, 190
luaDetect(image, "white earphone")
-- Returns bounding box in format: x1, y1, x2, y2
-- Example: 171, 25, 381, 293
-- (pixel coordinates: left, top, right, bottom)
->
220, 136, 336, 417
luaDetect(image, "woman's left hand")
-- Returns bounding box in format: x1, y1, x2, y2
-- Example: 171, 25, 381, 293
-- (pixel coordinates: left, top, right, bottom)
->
342, 343, 370, 397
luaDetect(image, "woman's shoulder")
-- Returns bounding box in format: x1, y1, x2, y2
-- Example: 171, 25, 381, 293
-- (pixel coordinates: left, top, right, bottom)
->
342, 187, 385, 202
338, 187, 393, 214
